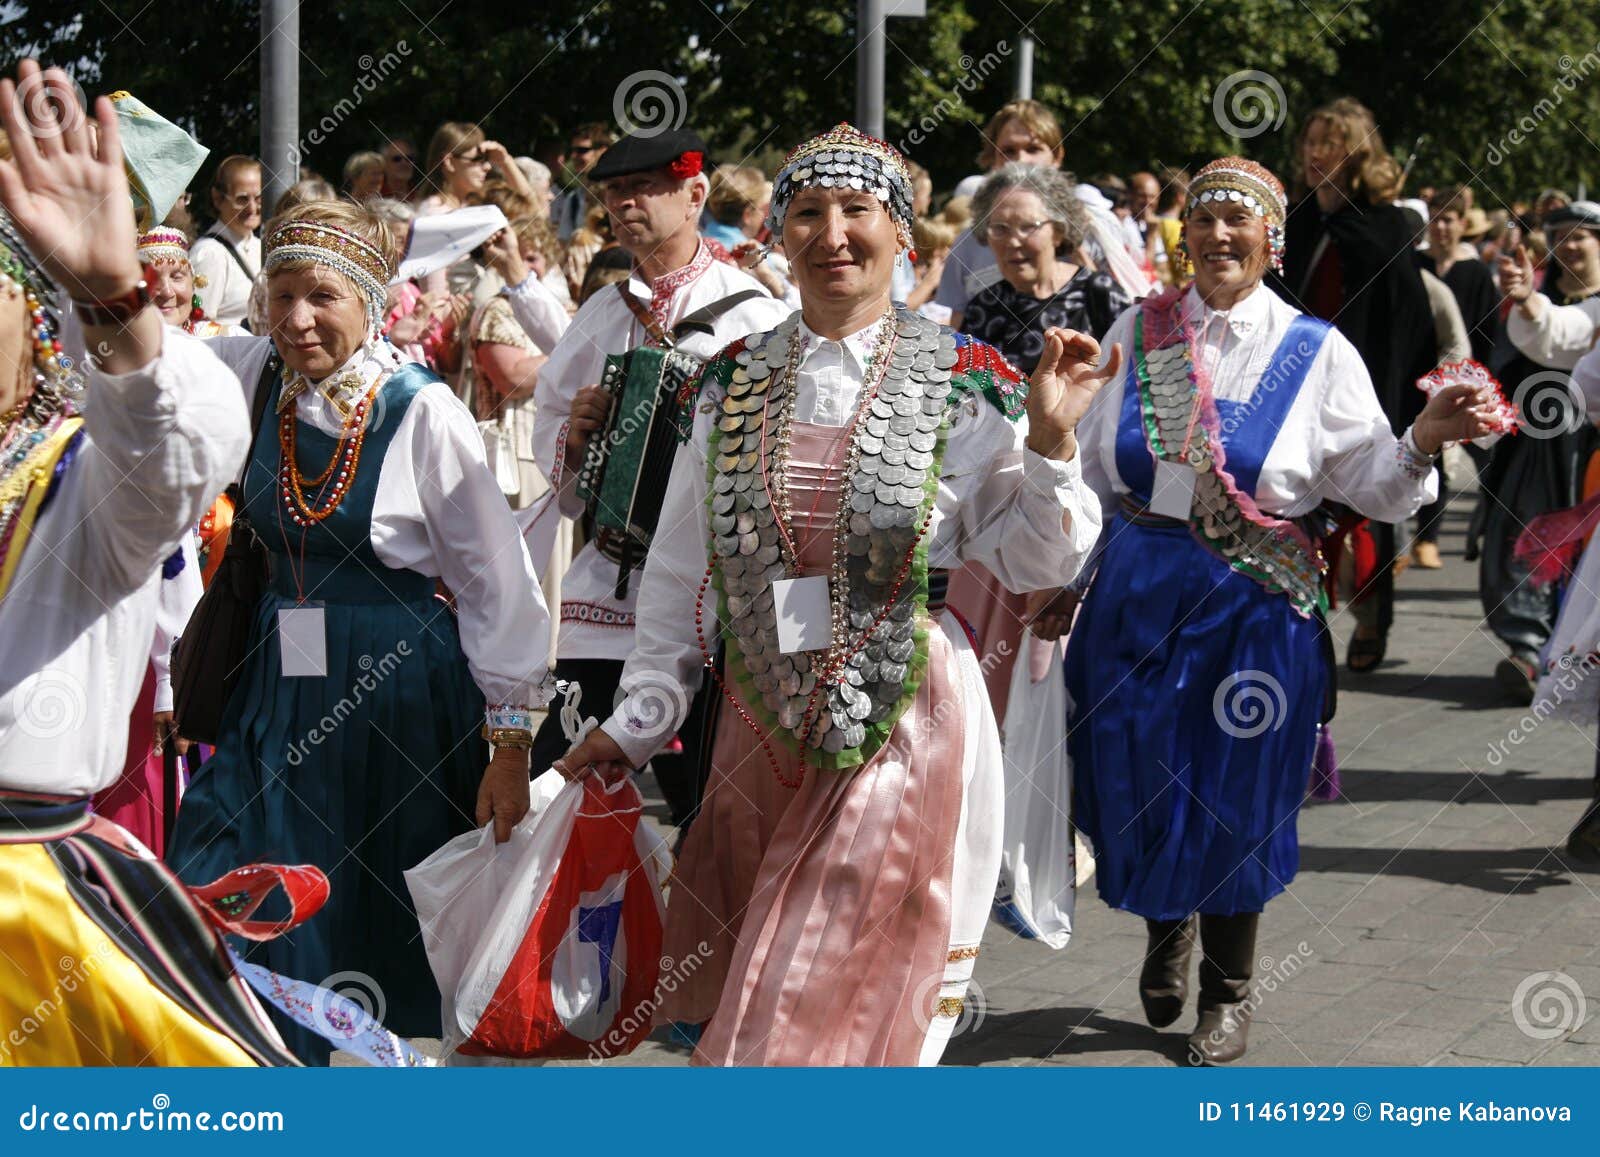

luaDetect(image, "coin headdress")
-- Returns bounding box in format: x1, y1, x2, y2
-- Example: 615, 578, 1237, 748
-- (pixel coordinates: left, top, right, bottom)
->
767, 123, 915, 250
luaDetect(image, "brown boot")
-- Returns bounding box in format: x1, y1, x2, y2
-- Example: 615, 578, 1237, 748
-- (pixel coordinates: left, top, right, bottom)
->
1187, 912, 1259, 1065
1139, 916, 1196, 1028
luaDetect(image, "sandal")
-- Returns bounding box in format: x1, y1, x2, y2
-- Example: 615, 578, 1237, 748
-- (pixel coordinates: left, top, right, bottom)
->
1346, 629, 1387, 672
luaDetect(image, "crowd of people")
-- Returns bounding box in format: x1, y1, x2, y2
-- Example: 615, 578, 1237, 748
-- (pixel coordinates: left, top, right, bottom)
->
0, 54, 1594, 1071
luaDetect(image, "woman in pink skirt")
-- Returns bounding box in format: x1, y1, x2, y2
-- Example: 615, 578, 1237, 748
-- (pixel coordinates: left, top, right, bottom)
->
557, 124, 1110, 1065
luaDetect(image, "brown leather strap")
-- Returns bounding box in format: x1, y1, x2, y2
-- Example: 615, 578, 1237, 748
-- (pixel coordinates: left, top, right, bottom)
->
616, 282, 671, 348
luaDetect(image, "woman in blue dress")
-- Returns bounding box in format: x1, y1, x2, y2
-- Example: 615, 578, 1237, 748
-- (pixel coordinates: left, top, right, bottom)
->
168, 199, 554, 1063
1065, 158, 1500, 1064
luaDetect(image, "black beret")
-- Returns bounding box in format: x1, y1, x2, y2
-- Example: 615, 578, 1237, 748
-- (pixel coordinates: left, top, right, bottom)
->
588, 129, 708, 181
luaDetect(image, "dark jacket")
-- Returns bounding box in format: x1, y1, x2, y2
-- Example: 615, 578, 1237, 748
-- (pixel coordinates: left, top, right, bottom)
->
1273, 198, 1438, 432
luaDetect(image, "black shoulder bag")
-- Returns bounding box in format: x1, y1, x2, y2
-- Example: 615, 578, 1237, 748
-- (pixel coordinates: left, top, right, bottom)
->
172, 351, 280, 744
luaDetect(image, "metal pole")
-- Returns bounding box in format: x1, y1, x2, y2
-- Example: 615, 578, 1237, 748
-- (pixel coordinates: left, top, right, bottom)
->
260, 0, 300, 218
1015, 36, 1034, 100
856, 0, 885, 139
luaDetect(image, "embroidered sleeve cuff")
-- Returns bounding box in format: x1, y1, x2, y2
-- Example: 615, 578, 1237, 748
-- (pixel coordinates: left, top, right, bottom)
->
1021, 444, 1084, 505
605, 671, 692, 769
1397, 427, 1438, 481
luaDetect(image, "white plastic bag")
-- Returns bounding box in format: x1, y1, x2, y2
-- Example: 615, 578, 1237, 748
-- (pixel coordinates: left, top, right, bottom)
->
403, 684, 672, 1060
993, 633, 1076, 949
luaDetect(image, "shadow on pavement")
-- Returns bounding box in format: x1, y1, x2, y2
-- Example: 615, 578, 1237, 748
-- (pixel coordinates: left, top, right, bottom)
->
1298, 844, 1578, 891
941, 1006, 1192, 1066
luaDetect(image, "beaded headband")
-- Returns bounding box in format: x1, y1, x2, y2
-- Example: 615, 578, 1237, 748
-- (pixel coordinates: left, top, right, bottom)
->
1183, 156, 1287, 274
767, 123, 915, 248
136, 226, 191, 267
264, 220, 391, 325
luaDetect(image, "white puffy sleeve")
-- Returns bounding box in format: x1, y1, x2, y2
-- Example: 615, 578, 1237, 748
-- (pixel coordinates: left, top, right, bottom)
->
599, 393, 720, 768
503, 275, 571, 354
151, 535, 203, 714
930, 388, 1101, 591
532, 296, 614, 517
1507, 294, 1600, 371
1285, 330, 1438, 521
1573, 343, 1600, 423
370, 382, 553, 708
80, 330, 250, 595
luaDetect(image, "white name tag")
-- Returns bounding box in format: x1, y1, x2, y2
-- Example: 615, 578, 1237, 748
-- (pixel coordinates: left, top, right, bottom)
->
772, 576, 832, 654
1150, 459, 1198, 521
278, 605, 328, 677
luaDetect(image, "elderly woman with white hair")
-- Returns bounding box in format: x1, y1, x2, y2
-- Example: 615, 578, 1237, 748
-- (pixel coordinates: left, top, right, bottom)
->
962, 163, 1132, 373
1065, 157, 1501, 1064
168, 197, 555, 1064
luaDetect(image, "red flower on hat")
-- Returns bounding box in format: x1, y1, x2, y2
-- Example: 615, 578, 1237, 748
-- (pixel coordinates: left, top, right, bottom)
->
668, 151, 704, 180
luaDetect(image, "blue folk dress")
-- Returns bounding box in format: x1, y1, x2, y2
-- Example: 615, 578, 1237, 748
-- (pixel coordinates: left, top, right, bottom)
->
1067, 316, 1332, 921
169, 363, 486, 1063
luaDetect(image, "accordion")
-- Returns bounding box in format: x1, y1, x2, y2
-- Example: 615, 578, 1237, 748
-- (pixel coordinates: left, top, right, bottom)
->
574, 346, 705, 570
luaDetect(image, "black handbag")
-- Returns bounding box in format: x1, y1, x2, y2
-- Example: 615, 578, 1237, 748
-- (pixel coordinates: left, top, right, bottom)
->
171, 352, 280, 744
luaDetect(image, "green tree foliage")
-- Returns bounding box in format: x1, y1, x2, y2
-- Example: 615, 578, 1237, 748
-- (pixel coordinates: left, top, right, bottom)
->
2, 0, 1594, 214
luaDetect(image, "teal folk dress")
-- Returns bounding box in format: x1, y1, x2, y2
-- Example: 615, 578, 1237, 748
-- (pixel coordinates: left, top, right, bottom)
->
169, 361, 488, 1064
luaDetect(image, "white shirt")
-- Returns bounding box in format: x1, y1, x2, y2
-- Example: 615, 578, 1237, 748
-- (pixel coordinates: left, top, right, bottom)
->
1077, 284, 1439, 526
208, 335, 553, 708
0, 332, 250, 796
602, 313, 1102, 767
532, 248, 789, 661
190, 223, 262, 328
1506, 291, 1600, 370
150, 536, 203, 715
503, 271, 573, 355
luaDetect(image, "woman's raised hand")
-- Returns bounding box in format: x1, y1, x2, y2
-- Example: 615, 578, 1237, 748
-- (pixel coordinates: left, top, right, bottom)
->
1024, 327, 1124, 461
0, 62, 140, 301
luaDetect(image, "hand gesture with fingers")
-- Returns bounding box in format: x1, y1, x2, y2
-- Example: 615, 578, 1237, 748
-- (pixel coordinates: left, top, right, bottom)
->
1025, 327, 1124, 461
0, 61, 139, 301
1497, 244, 1536, 303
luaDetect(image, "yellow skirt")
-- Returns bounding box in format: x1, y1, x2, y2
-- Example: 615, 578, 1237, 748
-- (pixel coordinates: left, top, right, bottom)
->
0, 842, 257, 1067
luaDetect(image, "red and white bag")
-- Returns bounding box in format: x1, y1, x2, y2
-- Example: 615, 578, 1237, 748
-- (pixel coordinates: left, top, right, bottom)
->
406, 768, 670, 1060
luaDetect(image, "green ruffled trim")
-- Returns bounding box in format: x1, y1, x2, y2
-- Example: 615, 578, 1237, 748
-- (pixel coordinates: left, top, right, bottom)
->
1132, 310, 1329, 617
702, 398, 949, 772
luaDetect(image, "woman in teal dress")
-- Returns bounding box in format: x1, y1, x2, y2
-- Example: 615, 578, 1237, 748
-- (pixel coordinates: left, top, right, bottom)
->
168, 200, 554, 1063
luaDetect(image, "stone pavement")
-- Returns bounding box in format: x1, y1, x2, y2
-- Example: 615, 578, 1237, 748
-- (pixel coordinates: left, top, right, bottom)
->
372, 497, 1600, 1068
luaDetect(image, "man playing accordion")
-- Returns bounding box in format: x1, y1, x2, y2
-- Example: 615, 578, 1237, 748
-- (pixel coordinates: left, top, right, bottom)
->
523, 127, 787, 818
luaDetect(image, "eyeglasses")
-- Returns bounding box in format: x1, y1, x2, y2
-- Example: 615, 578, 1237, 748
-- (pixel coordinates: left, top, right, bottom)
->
227, 193, 263, 207
456, 150, 492, 166
984, 219, 1052, 243
570, 143, 600, 155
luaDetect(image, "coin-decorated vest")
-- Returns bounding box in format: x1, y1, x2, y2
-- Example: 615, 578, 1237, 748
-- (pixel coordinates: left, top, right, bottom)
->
1125, 286, 1332, 617
688, 308, 1026, 771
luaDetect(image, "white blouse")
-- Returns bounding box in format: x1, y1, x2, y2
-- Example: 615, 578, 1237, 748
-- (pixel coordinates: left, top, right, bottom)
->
209, 335, 553, 709
1506, 291, 1600, 371
602, 313, 1103, 768
1076, 284, 1439, 525
190, 223, 262, 328
0, 332, 249, 796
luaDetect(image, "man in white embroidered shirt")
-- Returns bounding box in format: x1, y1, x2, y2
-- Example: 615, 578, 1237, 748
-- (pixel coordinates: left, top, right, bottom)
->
526, 127, 788, 822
